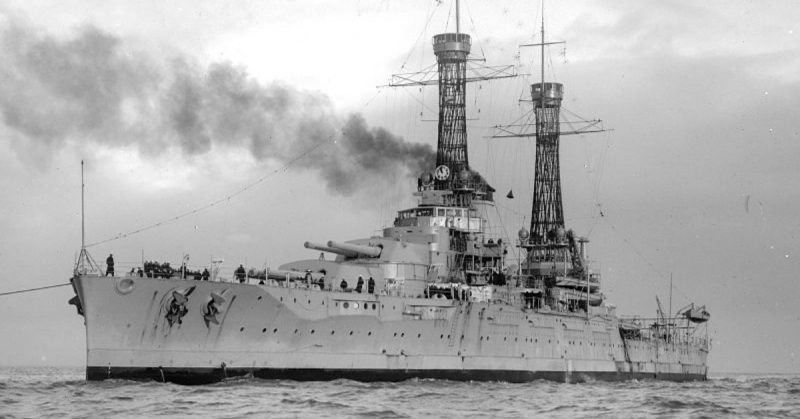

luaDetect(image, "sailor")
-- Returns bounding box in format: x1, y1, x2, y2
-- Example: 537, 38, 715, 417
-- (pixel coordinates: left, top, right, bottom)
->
201, 268, 210, 281
355, 276, 364, 293
137, 267, 144, 277
367, 277, 375, 294
105, 254, 115, 277
235, 265, 246, 283
340, 279, 348, 292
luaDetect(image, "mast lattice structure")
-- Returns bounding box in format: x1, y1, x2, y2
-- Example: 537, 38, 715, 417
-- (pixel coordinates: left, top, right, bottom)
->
389, 0, 516, 206
432, 31, 471, 193
529, 81, 564, 243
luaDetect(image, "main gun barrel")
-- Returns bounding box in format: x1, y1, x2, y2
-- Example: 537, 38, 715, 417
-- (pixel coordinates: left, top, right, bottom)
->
327, 240, 382, 258
267, 269, 321, 281
304, 241, 357, 257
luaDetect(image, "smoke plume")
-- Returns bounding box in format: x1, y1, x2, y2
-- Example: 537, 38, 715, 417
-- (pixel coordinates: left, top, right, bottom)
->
0, 17, 435, 195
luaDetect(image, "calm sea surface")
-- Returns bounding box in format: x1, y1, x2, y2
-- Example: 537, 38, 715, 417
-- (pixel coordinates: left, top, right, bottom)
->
1, 367, 797, 418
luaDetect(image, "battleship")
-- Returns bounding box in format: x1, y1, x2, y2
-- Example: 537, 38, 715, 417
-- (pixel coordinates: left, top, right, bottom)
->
69, 2, 710, 384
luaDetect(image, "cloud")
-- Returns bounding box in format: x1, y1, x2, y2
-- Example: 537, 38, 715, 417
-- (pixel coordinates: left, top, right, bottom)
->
0, 14, 435, 195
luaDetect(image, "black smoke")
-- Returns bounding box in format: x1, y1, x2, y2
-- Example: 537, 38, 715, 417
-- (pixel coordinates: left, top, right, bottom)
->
0, 17, 435, 195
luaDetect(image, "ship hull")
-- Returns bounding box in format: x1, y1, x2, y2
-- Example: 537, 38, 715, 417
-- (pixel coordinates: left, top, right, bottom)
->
72, 275, 708, 385
87, 366, 705, 385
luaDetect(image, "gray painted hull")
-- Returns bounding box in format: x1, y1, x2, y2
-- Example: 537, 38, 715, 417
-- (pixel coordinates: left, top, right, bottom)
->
72, 275, 708, 385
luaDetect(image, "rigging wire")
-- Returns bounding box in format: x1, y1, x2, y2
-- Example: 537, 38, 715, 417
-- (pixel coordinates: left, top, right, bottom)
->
586, 134, 611, 237
0, 283, 71, 297
86, 139, 333, 248
600, 214, 692, 303
462, 0, 487, 60
398, 1, 441, 72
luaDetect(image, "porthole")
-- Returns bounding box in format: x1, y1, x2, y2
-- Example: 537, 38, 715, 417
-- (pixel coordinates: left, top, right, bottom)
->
311, 329, 315, 334
280, 297, 283, 302
294, 329, 298, 334
440, 334, 444, 339
354, 303, 359, 309
293, 298, 296, 303
343, 302, 349, 309
331, 330, 335, 335
258, 296, 262, 301
417, 333, 421, 338
240, 327, 245, 332
372, 303, 377, 310
262, 328, 266, 333
368, 331, 372, 336
393, 332, 398, 337
401, 333, 405, 338
273, 328, 278, 333
349, 331, 354, 335
335, 302, 339, 307
308, 299, 311, 304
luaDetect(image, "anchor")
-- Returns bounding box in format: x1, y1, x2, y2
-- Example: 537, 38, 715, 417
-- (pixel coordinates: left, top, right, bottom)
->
164, 286, 195, 326
202, 291, 227, 327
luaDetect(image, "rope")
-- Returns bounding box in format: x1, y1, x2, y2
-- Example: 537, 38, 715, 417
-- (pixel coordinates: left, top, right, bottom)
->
0, 283, 72, 297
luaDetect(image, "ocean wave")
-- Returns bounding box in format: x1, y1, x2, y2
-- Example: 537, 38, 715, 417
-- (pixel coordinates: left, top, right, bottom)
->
0, 368, 798, 418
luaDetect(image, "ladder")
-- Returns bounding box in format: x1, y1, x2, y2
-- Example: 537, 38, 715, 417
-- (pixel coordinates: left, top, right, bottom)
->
448, 305, 462, 347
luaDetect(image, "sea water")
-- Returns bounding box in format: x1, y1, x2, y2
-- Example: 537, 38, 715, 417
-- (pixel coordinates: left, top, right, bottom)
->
1, 367, 797, 418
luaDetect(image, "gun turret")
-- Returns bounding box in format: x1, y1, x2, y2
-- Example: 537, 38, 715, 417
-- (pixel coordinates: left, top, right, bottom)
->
327, 240, 382, 258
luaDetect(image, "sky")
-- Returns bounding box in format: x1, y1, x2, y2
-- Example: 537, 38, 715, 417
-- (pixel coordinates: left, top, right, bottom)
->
0, 0, 798, 374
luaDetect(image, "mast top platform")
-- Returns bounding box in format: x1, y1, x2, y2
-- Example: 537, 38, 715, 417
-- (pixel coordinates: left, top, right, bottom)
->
531, 82, 563, 108
433, 33, 471, 56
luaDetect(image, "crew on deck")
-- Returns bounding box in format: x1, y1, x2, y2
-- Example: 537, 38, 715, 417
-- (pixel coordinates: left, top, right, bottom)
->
105, 254, 114, 277
234, 265, 246, 283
